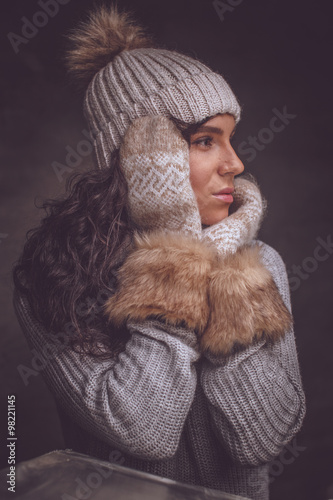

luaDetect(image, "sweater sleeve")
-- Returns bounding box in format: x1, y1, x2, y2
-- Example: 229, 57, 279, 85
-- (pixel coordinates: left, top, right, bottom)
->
200, 241, 306, 466
13, 290, 200, 461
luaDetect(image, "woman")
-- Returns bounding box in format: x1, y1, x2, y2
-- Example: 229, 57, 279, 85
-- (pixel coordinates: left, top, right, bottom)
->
13, 6, 305, 500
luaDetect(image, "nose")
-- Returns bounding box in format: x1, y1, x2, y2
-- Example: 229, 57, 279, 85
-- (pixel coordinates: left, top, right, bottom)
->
217, 144, 244, 176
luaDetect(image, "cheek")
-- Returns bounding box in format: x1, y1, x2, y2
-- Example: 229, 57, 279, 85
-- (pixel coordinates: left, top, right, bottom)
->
189, 153, 210, 197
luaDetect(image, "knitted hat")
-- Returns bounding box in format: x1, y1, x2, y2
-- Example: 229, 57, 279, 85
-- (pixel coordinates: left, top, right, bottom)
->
67, 6, 241, 170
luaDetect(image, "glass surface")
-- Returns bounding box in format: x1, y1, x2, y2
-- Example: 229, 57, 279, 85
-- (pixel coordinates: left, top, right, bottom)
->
0, 450, 250, 500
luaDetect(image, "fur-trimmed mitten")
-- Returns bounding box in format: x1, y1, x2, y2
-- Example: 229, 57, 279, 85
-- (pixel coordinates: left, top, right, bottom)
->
104, 116, 292, 354
104, 231, 216, 333
200, 245, 292, 354
198, 175, 292, 354
105, 116, 209, 333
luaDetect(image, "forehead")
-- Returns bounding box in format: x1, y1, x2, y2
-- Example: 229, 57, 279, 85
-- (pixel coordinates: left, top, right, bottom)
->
182, 113, 236, 140
192, 114, 236, 136
202, 113, 236, 127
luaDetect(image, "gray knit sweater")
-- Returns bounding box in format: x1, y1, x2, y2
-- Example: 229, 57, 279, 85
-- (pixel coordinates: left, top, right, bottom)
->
13, 241, 305, 500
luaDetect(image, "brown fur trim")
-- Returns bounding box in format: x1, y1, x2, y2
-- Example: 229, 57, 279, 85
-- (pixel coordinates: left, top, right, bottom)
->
104, 231, 217, 332
66, 5, 153, 88
200, 245, 293, 355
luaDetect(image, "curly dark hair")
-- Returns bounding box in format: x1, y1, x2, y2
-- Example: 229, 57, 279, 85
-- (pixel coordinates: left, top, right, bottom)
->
13, 117, 233, 359
13, 150, 132, 359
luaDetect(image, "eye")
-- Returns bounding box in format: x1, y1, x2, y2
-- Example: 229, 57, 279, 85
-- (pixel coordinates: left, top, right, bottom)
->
191, 136, 213, 148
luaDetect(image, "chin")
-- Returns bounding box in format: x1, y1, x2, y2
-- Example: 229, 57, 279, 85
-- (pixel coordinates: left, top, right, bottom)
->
201, 209, 230, 226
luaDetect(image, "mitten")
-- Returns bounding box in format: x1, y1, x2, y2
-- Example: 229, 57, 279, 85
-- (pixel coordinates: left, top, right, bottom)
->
104, 231, 216, 333
198, 177, 292, 354
120, 115, 201, 236
105, 116, 212, 331
202, 176, 265, 256
199, 244, 293, 355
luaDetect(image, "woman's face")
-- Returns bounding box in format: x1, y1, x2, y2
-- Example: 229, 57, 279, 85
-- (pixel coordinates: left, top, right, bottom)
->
188, 114, 244, 226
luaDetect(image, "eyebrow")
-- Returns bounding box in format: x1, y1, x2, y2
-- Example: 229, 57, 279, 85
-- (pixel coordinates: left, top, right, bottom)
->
193, 125, 236, 137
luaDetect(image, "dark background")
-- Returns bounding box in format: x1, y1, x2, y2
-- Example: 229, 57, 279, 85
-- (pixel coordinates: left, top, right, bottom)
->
0, 1, 332, 499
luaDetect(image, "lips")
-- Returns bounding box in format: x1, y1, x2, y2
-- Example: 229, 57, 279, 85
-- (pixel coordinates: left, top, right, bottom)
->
213, 187, 234, 195
212, 187, 234, 203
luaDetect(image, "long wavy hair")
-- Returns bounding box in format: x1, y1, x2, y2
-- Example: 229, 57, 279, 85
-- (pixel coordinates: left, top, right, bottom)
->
13, 117, 233, 359
13, 150, 132, 359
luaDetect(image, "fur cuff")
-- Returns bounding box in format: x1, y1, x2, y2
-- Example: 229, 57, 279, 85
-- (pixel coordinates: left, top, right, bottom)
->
200, 245, 293, 355
104, 233, 292, 356
104, 231, 216, 332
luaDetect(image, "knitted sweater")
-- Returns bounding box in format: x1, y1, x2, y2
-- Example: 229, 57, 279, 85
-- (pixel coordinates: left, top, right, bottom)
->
13, 240, 305, 500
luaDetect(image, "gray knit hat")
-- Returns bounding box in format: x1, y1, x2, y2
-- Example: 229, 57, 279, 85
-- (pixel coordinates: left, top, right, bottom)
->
67, 6, 241, 170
